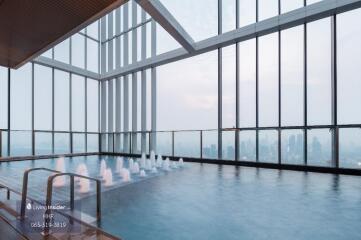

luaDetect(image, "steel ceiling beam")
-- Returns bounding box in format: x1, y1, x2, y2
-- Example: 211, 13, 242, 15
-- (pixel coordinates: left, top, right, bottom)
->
101, 0, 361, 81
135, 0, 195, 53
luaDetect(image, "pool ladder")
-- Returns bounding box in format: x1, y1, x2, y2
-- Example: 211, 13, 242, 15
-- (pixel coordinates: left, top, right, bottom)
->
19, 167, 102, 223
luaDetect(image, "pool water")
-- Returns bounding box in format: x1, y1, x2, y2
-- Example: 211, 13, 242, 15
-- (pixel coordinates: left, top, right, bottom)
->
1, 155, 361, 240
0, 155, 183, 203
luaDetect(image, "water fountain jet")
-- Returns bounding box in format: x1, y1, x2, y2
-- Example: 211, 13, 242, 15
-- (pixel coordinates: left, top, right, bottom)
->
178, 158, 184, 167
151, 167, 158, 173
79, 179, 90, 193
121, 168, 131, 182
99, 159, 107, 177
163, 158, 170, 171
140, 170, 147, 177
116, 157, 123, 174
104, 168, 114, 187
150, 151, 156, 164
145, 159, 152, 170
140, 155, 146, 169
76, 163, 88, 182
171, 161, 177, 169
54, 157, 66, 187
132, 162, 140, 174
156, 155, 163, 168
129, 158, 134, 171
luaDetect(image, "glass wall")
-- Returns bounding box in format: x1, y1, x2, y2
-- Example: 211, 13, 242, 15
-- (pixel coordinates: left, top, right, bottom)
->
1, 0, 360, 173
0, 67, 8, 130
0, 64, 99, 157
34, 64, 52, 131
307, 18, 332, 125
100, 1, 361, 172
238, 39, 256, 128
158, 51, 218, 131
72, 75, 85, 132
259, 33, 279, 127
11, 64, 32, 131
337, 9, 361, 124
281, 26, 304, 127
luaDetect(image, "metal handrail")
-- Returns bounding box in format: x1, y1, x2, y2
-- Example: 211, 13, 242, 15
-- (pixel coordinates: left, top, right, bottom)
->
0, 184, 14, 201
20, 168, 60, 218
46, 172, 101, 219
20, 168, 101, 223
43, 172, 101, 235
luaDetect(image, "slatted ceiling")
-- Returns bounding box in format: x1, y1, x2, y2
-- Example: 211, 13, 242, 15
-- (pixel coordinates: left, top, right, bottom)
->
0, 0, 128, 69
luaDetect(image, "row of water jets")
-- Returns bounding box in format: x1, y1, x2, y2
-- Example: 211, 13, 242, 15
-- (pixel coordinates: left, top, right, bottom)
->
53, 152, 184, 194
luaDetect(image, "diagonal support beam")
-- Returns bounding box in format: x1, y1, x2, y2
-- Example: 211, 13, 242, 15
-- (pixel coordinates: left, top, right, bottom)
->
135, 0, 195, 53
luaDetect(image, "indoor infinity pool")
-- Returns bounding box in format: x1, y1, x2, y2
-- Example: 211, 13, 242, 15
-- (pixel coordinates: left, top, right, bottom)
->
1, 155, 361, 240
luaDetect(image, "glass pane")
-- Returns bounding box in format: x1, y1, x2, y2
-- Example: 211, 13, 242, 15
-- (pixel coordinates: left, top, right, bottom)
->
156, 132, 172, 156
34, 64, 52, 130
0, 67, 8, 129
54, 70, 70, 131
73, 133, 85, 153
137, 73, 141, 132
259, 0, 278, 21
174, 131, 200, 158
239, 39, 256, 127
202, 130, 218, 159
54, 133, 70, 154
158, 51, 218, 130
339, 128, 361, 169
35, 132, 52, 155
281, 130, 304, 165
281, 26, 304, 126
258, 130, 278, 163
222, 45, 236, 128
307, 129, 332, 167
87, 20, 99, 40
54, 39, 70, 64
10, 131, 32, 156
72, 34, 85, 69
156, 23, 181, 55
72, 75, 85, 132
115, 133, 123, 153
87, 39, 99, 73
129, 33, 133, 65
222, 0, 236, 33
259, 33, 279, 127
160, 0, 218, 41
239, 130, 256, 161
146, 71, 151, 131
281, 0, 303, 13
238, 0, 256, 27
1, 131, 8, 157
87, 79, 99, 132
108, 133, 114, 152
146, 23, 152, 59
222, 131, 235, 160
128, 75, 132, 131
132, 133, 142, 155
337, 9, 361, 124
307, 18, 332, 125
123, 133, 131, 153
11, 64, 32, 130
41, 49, 52, 59
101, 133, 108, 152
307, 0, 322, 4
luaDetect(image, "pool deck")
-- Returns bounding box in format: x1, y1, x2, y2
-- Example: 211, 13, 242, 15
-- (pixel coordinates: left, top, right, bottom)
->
0, 216, 26, 240
0, 197, 121, 240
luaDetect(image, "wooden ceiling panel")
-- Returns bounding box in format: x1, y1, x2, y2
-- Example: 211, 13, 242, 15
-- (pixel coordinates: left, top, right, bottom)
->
0, 0, 127, 68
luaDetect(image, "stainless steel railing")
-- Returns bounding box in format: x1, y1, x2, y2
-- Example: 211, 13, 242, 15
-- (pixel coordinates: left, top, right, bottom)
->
20, 167, 101, 223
